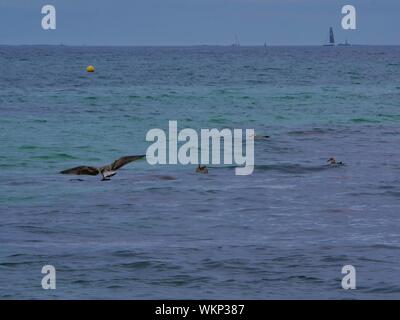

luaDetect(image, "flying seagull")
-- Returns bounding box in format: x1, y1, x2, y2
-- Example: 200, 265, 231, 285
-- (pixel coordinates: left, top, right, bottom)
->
60, 155, 146, 180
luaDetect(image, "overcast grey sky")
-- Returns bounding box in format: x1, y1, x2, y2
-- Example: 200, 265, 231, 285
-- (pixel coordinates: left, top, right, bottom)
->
0, 0, 399, 45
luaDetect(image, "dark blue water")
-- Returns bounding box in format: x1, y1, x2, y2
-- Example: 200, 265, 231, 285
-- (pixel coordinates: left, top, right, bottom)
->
1, 46, 400, 299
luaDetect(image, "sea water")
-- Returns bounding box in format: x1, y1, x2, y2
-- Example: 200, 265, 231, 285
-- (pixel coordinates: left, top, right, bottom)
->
1, 46, 400, 299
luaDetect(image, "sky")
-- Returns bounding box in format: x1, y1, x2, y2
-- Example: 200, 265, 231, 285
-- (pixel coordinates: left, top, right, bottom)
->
0, 0, 399, 45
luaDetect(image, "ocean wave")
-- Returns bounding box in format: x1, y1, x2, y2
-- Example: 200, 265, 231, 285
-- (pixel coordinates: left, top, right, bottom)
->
351, 118, 381, 123
288, 127, 335, 136
254, 164, 331, 174
32, 153, 77, 160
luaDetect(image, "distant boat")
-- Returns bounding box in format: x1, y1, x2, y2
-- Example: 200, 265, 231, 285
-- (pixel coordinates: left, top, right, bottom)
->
323, 27, 335, 46
338, 39, 351, 46
232, 34, 240, 47
264, 41, 267, 49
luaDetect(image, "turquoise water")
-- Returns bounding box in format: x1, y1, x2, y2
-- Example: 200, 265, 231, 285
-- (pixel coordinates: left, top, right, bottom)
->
1, 46, 400, 299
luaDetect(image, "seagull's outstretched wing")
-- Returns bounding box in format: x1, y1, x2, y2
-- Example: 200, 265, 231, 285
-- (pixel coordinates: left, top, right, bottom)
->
60, 155, 146, 176
60, 166, 99, 176
104, 155, 146, 171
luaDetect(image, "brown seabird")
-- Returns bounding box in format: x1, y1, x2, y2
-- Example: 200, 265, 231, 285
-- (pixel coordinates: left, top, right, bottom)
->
196, 165, 208, 174
60, 155, 145, 180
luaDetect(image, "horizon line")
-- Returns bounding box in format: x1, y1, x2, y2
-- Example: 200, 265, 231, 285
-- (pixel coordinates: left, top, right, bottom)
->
1, 43, 400, 47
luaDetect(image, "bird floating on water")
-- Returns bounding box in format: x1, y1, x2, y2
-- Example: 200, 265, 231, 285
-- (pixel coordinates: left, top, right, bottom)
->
250, 133, 270, 140
60, 155, 145, 181
327, 157, 344, 166
196, 165, 208, 174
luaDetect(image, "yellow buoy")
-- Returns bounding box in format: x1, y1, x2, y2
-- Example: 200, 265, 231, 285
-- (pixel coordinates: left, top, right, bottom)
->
86, 65, 95, 73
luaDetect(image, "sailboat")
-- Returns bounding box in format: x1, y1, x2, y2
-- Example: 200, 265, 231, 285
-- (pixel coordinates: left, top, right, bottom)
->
323, 27, 335, 46
338, 38, 351, 46
232, 34, 240, 47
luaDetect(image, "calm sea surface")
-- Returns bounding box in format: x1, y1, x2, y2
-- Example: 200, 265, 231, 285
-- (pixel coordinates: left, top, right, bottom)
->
1, 46, 400, 299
